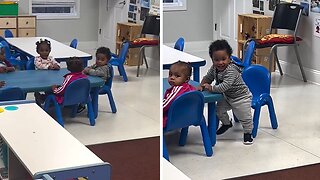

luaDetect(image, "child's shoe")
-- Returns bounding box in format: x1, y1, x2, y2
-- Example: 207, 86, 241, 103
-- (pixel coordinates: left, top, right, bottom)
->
243, 133, 254, 145
216, 121, 233, 135
77, 104, 86, 113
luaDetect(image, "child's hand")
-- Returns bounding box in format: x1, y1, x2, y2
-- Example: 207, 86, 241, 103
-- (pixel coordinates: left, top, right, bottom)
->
203, 83, 213, 92
83, 67, 90, 74
0, 81, 5, 88
196, 85, 204, 91
0, 67, 7, 73
51, 85, 58, 91
52, 64, 60, 70
5, 67, 15, 72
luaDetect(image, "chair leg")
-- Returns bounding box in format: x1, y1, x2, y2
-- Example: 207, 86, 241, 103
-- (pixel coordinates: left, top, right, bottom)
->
252, 106, 261, 138
294, 45, 307, 82
106, 90, 117, 113
267, 98, 278, 129
163, 137, 170, 161
70, 105, 78, 118
137, 47, 144, 77
143, 48, 149, 69
179, 127, 189, 146
87, 102, 96, 126
118, 65, 128, 82
117, 66, 123, 76
52, 101, 64, 127
200, 120, 213, 157
274, 48, 283, 76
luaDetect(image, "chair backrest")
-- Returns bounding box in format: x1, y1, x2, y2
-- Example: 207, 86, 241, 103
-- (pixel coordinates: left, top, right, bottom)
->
0, 87, 25, 101
70, 38, 78, 49
242, 40, 256, 67
271, 3, 302, 33
174, 37, 184, 51
26, 57, 35, 70
242, 65, 271, 99
0, 40, 13, 61
165, 91, 204, 131
141, 15, 160, 36
4, 29, 13, 38
105, 64, 114, 89
118, 41, 130, 64
63, 78, 91, 106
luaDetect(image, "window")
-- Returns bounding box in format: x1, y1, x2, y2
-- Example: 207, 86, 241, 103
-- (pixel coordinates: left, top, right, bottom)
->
163, 0, 187, 11
30, 0, 80, 19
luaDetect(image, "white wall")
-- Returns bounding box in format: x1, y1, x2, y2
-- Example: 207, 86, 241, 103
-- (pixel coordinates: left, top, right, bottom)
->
19, 0, 99, 49
163, 0, 213, 44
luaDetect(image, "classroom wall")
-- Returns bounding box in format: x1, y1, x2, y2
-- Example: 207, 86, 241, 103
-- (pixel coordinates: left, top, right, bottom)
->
18, 0, 99, 43
163, 0, 213, 43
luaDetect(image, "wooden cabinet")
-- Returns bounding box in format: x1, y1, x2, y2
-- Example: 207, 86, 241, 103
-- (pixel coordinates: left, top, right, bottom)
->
116, 22, 142, 66
237, 14, 275, 71
0, 15, 36, 37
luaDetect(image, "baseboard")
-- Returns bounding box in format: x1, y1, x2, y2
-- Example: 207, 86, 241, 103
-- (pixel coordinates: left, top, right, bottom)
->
164, 40, 211, 53
279, 60, 320, 85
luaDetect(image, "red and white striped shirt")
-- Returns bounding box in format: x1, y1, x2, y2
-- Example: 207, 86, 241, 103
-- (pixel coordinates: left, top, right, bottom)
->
53, 72, 87, 104
163, 82, 195, 128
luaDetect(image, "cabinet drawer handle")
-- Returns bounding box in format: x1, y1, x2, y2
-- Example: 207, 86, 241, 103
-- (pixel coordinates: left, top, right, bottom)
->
26, 33, 29, 36
26, 21, 29, 24
6, 22, 9, 25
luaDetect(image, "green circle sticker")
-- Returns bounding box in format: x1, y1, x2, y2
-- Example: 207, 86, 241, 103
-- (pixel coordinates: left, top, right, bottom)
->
5, 106, 18, 111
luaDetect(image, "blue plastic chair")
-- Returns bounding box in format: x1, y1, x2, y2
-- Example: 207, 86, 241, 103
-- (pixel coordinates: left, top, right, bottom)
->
109, 41, 129, 82
242, 65, 278, 138
174, 37, 184, 51
70, 38, 78, 49
43, 78, 95, 127
98, 65, 117, 113
163, 91, 213, 159
0, 87, 25, 101
26, 57, 35, 70
1, 40, 27, 70
231, 39, 255, 68
4, 29, 13, 38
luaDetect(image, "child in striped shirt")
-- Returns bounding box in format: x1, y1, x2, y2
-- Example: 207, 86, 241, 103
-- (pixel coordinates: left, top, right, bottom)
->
197, 39, 253, 145
163, 61, 195, 128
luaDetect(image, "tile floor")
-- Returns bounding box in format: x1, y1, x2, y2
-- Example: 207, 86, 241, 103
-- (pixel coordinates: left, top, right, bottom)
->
164, 50, 320, 180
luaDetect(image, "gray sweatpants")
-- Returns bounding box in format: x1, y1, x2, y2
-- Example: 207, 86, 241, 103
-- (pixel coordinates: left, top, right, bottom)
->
216, 93, 253, 134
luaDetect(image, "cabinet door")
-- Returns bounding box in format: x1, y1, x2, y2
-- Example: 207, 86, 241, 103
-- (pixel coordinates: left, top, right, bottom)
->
18, 29, 36, 37
18, 17, 36, 28
213, 0, 252, 55
0, 17, 16, 29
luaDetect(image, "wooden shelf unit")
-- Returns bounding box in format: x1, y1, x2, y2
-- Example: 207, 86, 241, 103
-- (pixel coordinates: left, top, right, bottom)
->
116, 22, 142, 66
237, 14, 275, 71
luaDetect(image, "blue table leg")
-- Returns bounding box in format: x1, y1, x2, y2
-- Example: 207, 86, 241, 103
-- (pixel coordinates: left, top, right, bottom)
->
193, 67, 200, 82
90, 87, 99, 119
208, 102, 217, 146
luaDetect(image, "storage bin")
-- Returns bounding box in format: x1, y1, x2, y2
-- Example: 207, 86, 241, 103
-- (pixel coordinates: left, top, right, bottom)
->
0, 3, 18, 16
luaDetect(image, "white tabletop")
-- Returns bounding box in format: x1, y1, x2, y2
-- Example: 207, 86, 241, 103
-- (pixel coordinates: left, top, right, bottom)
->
162, 45, 205, 65
163, 158, 191, 180
0, 103, 103, 175
5, 37, 92, 59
